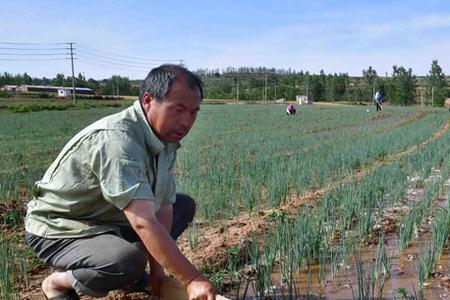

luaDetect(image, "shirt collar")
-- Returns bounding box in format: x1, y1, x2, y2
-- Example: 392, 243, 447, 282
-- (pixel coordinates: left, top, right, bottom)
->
133, 100, 180, 154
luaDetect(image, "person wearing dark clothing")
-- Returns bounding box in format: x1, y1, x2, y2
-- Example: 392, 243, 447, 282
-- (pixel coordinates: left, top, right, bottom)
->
374, 91, 383, 112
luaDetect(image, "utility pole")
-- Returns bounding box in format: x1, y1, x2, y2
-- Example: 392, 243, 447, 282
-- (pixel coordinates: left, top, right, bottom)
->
274, 83, 277, 100
306, 79, 309, 98
236, 77, 240, 103
68, 42, 76, 104
420, 89, 424, 107
116, 77, 119, 100
373, 78, 376, 99
264, 72, 268, 101
112, 79, 115, 99
431, 87, 434, 106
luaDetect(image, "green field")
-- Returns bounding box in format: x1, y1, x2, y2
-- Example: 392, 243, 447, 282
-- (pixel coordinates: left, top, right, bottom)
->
0, 103, 449, 299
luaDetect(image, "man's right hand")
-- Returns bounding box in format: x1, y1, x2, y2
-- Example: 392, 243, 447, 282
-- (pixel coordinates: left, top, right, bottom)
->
186, 275, 215, 300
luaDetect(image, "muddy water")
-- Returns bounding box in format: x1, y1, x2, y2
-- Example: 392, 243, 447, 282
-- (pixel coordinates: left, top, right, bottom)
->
229, 235, 450, 299
227, 178, 450, 299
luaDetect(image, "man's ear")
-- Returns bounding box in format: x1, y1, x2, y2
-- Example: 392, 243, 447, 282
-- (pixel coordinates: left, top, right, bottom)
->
142, 92, 155, 112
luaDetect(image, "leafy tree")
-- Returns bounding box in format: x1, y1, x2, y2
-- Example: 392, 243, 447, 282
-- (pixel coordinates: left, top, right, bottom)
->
308, 70, 326, 101
389, 65, 417, 105
362, 66, 378, 101
0, 72, 13, 85
325, 73, 348, 102
100, 75, 132, 96
86, 78, 100, 92
426, 60, 448, 106
76, 73, 87, 87
52, 73, 65, 87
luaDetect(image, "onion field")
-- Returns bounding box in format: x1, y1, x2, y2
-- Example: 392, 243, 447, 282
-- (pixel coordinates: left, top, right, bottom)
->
0, 103, 449, 299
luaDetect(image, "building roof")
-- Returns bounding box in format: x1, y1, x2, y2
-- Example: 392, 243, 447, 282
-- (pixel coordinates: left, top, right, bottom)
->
19, 85, 93, 91
58, 87, 93, 91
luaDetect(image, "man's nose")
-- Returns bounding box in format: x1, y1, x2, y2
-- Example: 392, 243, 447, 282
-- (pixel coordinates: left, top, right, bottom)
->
179, 114, 193, 128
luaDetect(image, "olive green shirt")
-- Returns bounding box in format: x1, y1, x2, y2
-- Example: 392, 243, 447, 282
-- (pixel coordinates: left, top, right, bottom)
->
25, 100, 179, 239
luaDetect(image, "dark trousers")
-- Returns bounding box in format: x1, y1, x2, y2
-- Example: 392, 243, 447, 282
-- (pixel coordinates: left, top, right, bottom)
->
25, 193, 196, 296
376, 102, 382, 111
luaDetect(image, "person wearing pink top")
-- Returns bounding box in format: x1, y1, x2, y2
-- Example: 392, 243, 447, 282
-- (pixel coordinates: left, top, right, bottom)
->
286, 103, 296, 115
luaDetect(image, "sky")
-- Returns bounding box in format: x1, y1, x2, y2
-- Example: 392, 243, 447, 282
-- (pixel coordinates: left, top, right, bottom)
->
1, 0, 450, 80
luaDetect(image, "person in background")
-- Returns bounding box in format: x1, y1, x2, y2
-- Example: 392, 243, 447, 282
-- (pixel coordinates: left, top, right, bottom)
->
24, 64, 215, 300
286, 103, 296, 115
374, 91, 383, 112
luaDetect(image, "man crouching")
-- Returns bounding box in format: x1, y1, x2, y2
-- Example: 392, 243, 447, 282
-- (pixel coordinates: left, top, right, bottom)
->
25, 64, 215, 300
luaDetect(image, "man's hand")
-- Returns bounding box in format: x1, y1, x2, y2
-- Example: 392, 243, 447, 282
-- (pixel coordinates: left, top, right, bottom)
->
149, 269, 168, 297
149, 204, 173, 297
186, 275, 215, 300
124, 200, 204, 293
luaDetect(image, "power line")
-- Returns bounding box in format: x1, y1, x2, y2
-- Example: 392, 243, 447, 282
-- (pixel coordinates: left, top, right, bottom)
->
77, 59, 161, 72
0, 41, 184, 79
77, 49, 173, 65
78, 44, 182, 63
0, 58, 68, 61
77, 52, 151, 67
0, 42, 74, 60
0, 47, 69, 51
0, 53, 69, 56
0, 41, 67, 45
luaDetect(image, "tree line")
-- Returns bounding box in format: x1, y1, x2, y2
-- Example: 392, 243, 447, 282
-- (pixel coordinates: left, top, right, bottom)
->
197, 60, 448, 106
0, 72, 138, 96
1, 60, 448, 106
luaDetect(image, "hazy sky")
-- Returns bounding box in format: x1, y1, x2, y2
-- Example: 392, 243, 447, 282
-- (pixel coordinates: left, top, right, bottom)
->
1, 0, 450, 79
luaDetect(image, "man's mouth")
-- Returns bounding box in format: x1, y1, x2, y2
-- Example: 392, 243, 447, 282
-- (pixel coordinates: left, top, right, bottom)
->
172, 131, 186, 139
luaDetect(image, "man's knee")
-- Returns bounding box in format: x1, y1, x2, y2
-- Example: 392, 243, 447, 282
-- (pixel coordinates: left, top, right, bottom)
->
71, 244, 147, 295
171, 193, 196, 240
115, 245, 147, 275
176, 193, 196, 222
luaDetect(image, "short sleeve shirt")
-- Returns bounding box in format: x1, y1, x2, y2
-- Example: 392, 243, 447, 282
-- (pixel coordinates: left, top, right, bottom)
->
25, 101, 179, 239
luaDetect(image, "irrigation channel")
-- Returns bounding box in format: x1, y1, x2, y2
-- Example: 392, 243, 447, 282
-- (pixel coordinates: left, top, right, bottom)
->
227, 176, 450, 300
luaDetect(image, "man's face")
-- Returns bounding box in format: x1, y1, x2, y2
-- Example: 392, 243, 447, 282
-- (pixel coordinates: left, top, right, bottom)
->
142, 76, 202, 143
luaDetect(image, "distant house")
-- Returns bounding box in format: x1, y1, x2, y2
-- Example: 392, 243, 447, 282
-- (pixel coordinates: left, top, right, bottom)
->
296, 95, 313, 105
274, 98, 286, 104
0, 85, 18, 92
16, 85, 94, 96
57, 87, 95, 97
445, 98, 450, 108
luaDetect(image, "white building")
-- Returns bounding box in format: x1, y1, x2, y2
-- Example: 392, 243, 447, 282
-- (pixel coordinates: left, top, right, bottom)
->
0, 85, 18, 92
57, 87, 95, 97
15, 85, 94, 96
296, 95, 313, 105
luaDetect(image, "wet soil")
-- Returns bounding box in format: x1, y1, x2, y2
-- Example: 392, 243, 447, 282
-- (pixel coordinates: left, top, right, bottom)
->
227, 171, 450, 299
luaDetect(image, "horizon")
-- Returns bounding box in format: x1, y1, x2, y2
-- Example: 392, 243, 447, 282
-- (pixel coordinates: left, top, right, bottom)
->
1, 0, 449, 80
1, 67, 449, 83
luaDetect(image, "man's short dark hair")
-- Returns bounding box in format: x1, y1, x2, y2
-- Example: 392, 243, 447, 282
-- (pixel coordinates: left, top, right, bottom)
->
139, 64, 203, 103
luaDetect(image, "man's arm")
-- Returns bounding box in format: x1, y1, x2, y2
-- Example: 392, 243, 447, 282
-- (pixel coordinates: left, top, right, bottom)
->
148, 204, 173, 293
124, 199, 215, 299
155, 203, 173, 229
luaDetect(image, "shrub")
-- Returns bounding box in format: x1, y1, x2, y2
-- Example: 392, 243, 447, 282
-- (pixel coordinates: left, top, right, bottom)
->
0, 91, 11, 98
